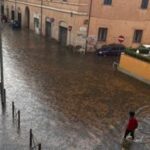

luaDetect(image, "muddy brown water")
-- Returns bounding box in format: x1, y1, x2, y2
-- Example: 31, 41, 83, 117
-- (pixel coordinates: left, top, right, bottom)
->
0, 25, 150, 150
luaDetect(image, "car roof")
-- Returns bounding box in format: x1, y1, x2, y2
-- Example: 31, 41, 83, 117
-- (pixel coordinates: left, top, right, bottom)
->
102, 44, 125, 48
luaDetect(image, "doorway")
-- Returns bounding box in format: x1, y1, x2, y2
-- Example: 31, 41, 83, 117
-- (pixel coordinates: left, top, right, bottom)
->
18, 13, 22, 27
45, 21, 52, 39
25, 7, 30, 28
11, 10, 15, 20
59, 26, 68, 46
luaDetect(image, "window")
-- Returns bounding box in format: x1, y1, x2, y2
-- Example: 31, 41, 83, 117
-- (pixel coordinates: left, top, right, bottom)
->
141, 0, 149, 9
98, 28, 108, 41
104, 0, 112, 5
133, 30, 143, 43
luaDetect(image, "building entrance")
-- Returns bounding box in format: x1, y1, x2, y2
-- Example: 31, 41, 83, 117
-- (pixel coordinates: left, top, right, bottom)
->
45, 21, 52, 39
59, 26, 68, 46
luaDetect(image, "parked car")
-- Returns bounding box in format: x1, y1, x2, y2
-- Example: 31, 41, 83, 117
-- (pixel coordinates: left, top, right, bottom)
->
12, 20, 21, 29
96, 44, 125, 56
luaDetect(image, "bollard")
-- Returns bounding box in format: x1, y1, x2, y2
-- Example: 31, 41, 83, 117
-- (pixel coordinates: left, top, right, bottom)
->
18, 110, 20, 129
29, 129, 32, 147
38, 143, 41, 150
12, 101, 15, 119
3, 89, 6, 104
1, 89, 4, 106
113, 61, 118, 71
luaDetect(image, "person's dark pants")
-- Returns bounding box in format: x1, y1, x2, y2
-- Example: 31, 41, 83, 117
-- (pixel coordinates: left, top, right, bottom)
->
124, 129, 135, 140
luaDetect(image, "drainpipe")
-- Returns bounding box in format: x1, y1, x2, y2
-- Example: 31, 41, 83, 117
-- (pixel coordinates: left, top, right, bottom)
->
85, 0, 93, 53
15, 0, 17, 20
40, 0, 43, 35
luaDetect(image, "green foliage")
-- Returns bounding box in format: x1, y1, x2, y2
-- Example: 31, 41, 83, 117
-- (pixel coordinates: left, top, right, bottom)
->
125, 48, 150, 63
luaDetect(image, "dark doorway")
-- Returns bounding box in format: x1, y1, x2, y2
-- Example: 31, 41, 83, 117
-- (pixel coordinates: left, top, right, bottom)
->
1, 5, 4, 15
45, 21, 52, 39
18, 13, 22, 27
25, 7, 30, 28
6, 8, 9, 18
59, 26, 68, 46
11, 10, 15, 20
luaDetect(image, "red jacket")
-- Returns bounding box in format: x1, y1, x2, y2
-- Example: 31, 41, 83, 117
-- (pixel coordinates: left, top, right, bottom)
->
127, 117, 138, 131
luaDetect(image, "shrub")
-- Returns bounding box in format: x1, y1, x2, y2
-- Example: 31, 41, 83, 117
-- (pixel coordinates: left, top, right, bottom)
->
125, 48, 150, 63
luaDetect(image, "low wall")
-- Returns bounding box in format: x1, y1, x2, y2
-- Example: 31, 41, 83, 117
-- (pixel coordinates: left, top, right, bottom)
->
118, 54, 150, 85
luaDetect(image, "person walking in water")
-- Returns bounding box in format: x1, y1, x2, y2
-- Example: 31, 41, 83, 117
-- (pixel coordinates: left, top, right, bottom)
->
124, 111, 138, 140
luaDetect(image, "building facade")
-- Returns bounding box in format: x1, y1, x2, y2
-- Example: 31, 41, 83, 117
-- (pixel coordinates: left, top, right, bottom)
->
4, 0, 90, 48
4, 0, 150, 51
89, 0, 150, 50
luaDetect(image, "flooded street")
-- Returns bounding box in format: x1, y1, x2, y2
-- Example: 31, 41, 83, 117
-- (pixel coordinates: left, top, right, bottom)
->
0, 26, 150, 150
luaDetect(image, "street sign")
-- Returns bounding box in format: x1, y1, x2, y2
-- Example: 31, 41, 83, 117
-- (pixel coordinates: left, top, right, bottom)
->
118, 35, 125, 43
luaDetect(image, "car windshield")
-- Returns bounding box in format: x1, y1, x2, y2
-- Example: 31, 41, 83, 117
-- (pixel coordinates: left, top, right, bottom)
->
103, 47, 111, 51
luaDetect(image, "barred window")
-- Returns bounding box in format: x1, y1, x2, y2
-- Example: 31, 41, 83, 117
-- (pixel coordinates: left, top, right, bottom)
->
104, 0, 112, 5
98, 28, 108, 41
133, 30, 143, 43
141, 0, 149, 9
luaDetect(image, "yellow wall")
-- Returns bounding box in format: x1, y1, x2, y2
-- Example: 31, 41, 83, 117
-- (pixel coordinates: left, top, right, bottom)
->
119, 54, 150, 85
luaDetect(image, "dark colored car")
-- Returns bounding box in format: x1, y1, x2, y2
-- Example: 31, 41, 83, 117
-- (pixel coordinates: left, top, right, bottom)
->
96, 44, 125, 56
12, 20, 21, 29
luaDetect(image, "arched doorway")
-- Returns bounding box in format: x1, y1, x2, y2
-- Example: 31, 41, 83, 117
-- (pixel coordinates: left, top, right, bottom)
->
11, 6, 14, 20
18, 8, 22, 27
45, 17, 52, 39
59, 21, 68, 46
25, 7, 30, 28
18, 13, 22, 27
1, 5, 4, 15
6, 7, 9, 19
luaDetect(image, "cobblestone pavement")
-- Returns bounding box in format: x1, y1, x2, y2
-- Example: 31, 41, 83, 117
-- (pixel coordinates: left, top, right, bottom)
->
0, 25, 150, 149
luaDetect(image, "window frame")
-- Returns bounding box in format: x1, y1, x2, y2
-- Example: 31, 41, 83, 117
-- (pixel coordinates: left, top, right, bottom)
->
133, 30, 143, 43
98, 27, 108, 42
141, 0, 149, 9
103, 0, 112, 5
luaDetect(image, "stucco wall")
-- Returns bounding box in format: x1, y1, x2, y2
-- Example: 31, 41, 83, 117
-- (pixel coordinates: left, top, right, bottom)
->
5, 0, 88, 47
89, 17, 150, 48
91, 0, 150, 21
89, 0, 150, 48
118, 54, 150, 85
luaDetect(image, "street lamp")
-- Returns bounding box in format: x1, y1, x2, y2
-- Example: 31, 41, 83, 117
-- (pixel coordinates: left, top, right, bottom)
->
85, 0, 93, 53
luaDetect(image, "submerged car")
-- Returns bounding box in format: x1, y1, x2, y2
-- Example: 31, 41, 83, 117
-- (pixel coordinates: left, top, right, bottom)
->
12, 20, 21, 29
96, 44, 125, 56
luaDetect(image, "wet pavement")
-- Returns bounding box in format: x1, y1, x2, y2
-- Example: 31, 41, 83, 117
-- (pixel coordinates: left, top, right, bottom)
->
0, 25, 150, 150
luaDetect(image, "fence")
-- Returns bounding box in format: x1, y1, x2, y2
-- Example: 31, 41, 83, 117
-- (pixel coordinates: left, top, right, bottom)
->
29, 129, 41, 150
11, 101, 42, 149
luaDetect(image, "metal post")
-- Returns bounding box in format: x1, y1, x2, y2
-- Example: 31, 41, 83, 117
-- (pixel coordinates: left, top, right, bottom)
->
0, 0, 5, 106
40, 0, 43, 35
12, 101, 15, 119
15, 0, 17, 20
38, 143, 41, 150
29, 129, 32, 147
18, 110, 20, 129
85, 0, 93, 53
3, 88, 6, 103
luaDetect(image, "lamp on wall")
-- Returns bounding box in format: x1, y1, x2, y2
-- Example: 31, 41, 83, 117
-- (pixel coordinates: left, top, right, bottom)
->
51, 18, 55, 22
68, 26, 72, 31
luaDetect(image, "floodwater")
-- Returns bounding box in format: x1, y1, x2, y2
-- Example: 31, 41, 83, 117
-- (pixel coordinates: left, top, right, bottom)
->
0, 26, 150, 150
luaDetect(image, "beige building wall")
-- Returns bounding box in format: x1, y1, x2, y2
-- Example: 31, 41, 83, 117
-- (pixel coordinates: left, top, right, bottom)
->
89, 0, 150, 50
4, 0, 89, 47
